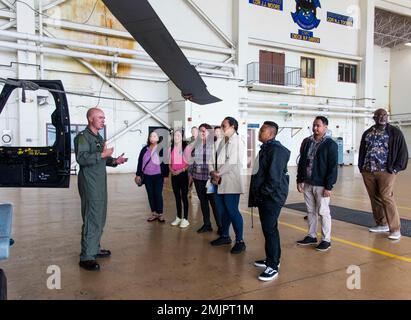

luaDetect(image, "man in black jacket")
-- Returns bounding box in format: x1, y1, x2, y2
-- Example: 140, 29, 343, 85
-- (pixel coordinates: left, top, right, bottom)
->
358, 109, 408, 240
248, 121, 290, 281
296, 116, 338, 252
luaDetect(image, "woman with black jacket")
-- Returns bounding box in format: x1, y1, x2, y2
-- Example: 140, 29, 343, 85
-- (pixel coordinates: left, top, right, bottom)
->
135, 130, 169, 222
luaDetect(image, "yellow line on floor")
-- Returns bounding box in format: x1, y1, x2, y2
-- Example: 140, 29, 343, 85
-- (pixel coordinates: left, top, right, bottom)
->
165, 187, 411, 263
332, 195, 411, 212
240, 209, 411, 263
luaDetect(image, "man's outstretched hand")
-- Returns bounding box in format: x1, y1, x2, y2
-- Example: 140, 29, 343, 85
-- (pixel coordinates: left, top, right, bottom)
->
116, 153, 128, 165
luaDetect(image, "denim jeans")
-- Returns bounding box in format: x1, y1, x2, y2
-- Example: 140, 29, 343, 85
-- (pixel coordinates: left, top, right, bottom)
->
214, 189, 243, 241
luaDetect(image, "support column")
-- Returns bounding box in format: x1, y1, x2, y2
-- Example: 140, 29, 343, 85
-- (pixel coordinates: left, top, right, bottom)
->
356, 0, 375, 164
232, 0, 248, 81
239, 105, 248, 170
16, 0, 38, 146
359, 0, 375, 110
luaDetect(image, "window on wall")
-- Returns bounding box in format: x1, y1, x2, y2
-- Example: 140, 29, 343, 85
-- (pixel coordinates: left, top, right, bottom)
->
46, 124, 106, 153
338, 63, 357, 83
301, 57, 315, 79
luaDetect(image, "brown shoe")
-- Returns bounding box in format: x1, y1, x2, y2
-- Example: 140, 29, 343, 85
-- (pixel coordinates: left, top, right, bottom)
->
147, 214, 158, 222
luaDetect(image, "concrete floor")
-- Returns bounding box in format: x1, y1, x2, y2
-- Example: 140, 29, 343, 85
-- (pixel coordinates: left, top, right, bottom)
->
1, 166, 411, 300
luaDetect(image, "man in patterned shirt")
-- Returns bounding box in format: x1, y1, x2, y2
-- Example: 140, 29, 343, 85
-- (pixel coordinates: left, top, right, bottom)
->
359, 109, 408, 240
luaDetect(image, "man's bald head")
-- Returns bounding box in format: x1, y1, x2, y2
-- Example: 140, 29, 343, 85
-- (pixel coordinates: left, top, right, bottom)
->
373, 108, 388, 127
374, 108, 388, 117
87, 107, 103, 123
87, 107, 105, 133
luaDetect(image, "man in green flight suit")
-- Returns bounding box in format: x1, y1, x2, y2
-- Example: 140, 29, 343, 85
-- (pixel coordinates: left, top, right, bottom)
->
75, 107, 128, 271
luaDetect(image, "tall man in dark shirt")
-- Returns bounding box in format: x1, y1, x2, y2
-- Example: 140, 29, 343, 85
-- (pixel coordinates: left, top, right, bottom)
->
358, 109, 408, 240
296, 116, 338, 252
249, 121, 290, 281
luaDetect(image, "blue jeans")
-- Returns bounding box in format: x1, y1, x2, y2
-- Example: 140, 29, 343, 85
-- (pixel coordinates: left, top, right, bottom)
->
214, 190, 243, 242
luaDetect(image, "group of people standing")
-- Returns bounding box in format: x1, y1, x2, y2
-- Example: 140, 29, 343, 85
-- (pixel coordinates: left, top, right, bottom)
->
135, 117, 247, 254
74, 107, 408, 283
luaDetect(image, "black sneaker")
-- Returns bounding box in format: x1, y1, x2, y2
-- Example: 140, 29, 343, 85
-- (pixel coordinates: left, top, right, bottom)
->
254, 260, 281, 270
316, 241, 331, 252
210, 236, 232, 246
254, 259, 266, 268
197, 225, 213, 233
297, 236, 318, 246
96, 249, 111, 258
79, 260, 100, 271
258, 267, 278, 281
230, 241, 246, 254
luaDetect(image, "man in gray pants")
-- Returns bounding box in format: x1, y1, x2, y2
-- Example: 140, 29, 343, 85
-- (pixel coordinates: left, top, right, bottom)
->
296, 116, 338, 252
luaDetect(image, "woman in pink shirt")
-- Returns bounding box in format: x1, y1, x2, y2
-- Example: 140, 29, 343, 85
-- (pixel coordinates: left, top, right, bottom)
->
169, 129, 191, 228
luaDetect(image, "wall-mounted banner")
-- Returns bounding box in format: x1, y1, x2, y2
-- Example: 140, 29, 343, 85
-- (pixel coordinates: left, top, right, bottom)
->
290, 30, 320, 43
327, 12, 354, 27
291, 0, 321, 30
248, 0, 283, 11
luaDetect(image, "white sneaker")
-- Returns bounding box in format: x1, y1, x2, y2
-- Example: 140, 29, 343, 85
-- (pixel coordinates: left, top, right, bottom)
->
368, 225, 389, 233
388, 231, 401, 240
171, 217, 182, 226
179, 218, 190, 228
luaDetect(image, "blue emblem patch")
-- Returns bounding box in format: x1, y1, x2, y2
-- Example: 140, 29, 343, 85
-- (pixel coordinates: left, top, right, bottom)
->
291, 0, 321, 30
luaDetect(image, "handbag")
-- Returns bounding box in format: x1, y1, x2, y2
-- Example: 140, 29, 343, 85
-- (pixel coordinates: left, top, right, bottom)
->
137, 154, 153, 187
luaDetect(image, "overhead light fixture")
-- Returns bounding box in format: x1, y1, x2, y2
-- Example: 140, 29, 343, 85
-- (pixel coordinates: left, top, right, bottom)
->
405, 42, 411, 46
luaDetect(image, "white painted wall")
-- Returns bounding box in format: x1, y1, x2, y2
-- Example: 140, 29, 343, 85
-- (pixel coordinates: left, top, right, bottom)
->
149, 0, 231, 49
188, 77, 240, 129
390, 46, 411, 154
246, 112, 355, 167
2, 0, 409, 173
391, 47, 411, 114
246, 0, 360, 56
373, 45, 390, 109
247, 45, 359, 97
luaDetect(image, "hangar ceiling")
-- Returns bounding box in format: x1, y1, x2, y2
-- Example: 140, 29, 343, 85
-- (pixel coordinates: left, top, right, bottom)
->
375, 7, 411, 48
